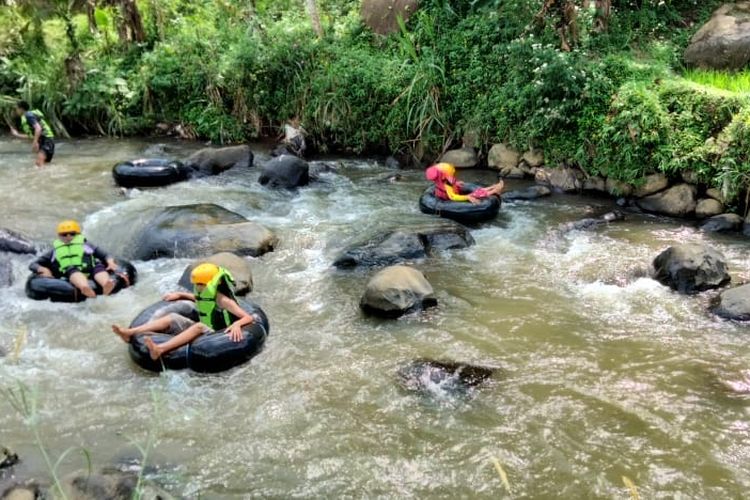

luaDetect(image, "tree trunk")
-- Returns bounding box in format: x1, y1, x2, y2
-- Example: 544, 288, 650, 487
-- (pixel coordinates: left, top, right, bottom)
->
85, 0, 98, 34
119, 0, 145, 43
305, 0, 324, 38
594, 0, 611, 32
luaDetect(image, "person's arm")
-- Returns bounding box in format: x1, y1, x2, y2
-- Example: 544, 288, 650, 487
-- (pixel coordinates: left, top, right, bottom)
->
9, 126, 26, 139
163, 291, 196, 301
29, 250, 54, 276
31, 122, 42, 151
216, 292, 254, 342
445, 182, 471, 202
91, 245, 117, 271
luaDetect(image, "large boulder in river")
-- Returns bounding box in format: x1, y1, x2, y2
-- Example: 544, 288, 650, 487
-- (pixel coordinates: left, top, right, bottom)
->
701, 213, 744, 233
258, 155, 310, 189
535, 166, 582, 193
397, 359, 496, 396
131, 204, 277, 260
695, 198, 724, 219
633, 173, 669, 198
0, 228, 36, 255
439, 147, 477, 168
177, 252, 253, 295
652, 243, 730, 294
636, 183, 697, 217
334, 223, 474, 269
713, 284, 750, 321
684, 3, 750, 70
360, 265, 437, 318
184, 145, 253, 175
361, 0, 419, 35
487, 144, 520, 172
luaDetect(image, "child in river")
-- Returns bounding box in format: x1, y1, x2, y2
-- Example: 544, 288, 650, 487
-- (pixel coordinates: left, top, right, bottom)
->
426, 162, 504, 204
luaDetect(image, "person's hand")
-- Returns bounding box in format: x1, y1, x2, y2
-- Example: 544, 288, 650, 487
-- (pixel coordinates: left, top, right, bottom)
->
468, 195, 480, 205
227, 323, 244, 342
9, 126, 19, 136
106, 259, 118, 271
37, 267, 53, 278
32, 141, 39, 152
162, 292, 182, 302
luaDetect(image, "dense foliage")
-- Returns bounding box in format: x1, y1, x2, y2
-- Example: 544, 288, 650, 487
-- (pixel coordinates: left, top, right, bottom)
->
2, 0, 749, 201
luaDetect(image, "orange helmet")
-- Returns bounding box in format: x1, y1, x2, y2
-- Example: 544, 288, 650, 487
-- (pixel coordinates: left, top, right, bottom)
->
190, 263, 220, 285
56, 220, 81, 235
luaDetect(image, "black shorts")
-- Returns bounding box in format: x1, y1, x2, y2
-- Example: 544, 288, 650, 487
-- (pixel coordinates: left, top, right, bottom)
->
40, 137, 55, 162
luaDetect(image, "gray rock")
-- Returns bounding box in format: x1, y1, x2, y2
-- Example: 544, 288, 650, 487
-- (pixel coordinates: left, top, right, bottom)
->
334, 223, 474, 269
184, 145, 253, 175
361, 0, 419, 35
633, 173, 669, 198
535, 166, 583, 193
701, 213, 744, 233
0, 259, 13, 288
502, 185, 552, 201
439, 147, 477, 168
521, 149, 544, 168
360, 265, 437, 317
684, 2, 750, 70
497, 165, 526, 178
488, 144, 520, 171
0, 228, 36, 255
177, 252, 253, 295
695, 198, 724, 219
606, 178, 634, 197
681, 169, 701, 185
62, 469, 174, 500
258, 155, 310, 189
583, 176, 606, 193
1, 487, 38, 500
131, 204, 277, 260
706, 187, 725, 202
1, 447, 19, 470
652, 243, 730, 294
556, 210, 625, 233
636, 183, 697, 217
714, 283, 750, 321
397, 359, 495, 395
385, 156, 401, 169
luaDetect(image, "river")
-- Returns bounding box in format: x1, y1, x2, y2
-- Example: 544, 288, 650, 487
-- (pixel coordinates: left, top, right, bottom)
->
1, 137, 749, 498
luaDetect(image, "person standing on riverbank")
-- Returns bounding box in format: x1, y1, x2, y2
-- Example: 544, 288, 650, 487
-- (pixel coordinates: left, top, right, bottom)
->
8, 100, 55, 167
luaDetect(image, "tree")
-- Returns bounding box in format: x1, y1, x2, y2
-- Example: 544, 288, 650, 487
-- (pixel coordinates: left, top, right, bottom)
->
305, 0, 324, 38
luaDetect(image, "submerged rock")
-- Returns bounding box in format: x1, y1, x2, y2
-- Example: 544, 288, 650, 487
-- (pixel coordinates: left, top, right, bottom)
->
177, 252, 253, 295
713, 284, 750, 321
62, 469, 174, 500
636, 183, 697, 217
360, 265, 436, 318
258, 155, 310, 189
501, 185, 552, 201
556, 210, 625, 233
0, 259, 13, 288
652, 243, 730, 294
333, 223, 474, 269
684, 2, 750, 70
701, 213, 744, 233
398, 359, 495, 395
385, 156, 401, 169
184, 145, 253, 175
131, 204, 276, 260
0, 229, 36, 255
0, 447, 19, 470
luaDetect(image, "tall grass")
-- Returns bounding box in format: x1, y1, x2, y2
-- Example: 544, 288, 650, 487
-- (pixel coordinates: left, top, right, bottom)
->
683, 69, 750, 93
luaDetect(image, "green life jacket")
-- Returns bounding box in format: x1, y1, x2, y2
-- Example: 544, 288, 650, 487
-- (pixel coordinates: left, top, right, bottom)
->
20, 109, 54, 138
194, 267, 238, 331
53, 234, 94, 275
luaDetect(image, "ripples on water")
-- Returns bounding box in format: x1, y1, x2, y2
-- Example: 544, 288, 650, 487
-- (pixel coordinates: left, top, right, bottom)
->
1, 138, 750, 497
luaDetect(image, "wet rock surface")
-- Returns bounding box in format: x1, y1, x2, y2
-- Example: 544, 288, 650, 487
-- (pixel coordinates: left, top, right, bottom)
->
398, 359, 495, 395
360, 265, 437, 318
652, 243, 730, 294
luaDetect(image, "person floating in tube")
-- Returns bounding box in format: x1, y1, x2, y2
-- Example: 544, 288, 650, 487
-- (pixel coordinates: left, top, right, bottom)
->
112, 263, 255, 360
425, 162, 505, 205
30, 220, 120, 298
9, 100, 55, 168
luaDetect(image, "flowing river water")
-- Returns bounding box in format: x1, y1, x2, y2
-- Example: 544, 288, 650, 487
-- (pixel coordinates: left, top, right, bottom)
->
1, 138, 750, 498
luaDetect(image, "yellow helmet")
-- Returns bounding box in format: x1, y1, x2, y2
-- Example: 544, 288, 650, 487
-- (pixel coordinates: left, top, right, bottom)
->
191, 263, 220, 285
57, 220, 81, 235
436, 162, 456, 177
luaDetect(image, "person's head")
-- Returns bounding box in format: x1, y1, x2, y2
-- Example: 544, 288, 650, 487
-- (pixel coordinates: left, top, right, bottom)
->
56, 220, 81, 243
436, 162, 456, 178
15, 100, 29, 117
191, 263, 220, 292
290, 115, 300, 127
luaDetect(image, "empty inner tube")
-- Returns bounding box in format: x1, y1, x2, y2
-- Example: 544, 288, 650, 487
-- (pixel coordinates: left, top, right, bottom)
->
112, 159, 192, 188
25, 260, 138, 303
128, 299, 269, 373
419, 183, 501, 224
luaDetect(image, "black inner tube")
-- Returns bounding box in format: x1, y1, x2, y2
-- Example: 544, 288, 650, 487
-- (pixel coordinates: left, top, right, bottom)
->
25, 260, 137, 303
127, 299, 269, 373
112, 159, 191, 188
419, 183, 501, 224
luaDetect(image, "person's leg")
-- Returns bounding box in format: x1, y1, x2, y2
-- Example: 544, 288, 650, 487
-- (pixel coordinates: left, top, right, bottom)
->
41, 138, 54, 164
486, 180, 505, 196
35, 150, 46, 168
144, 322, 208, 360
93, 271, 115, 295
68, 271, 96, 298
111, 313, 175, 342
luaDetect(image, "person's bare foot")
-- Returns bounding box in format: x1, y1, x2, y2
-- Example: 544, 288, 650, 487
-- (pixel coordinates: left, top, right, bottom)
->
112, 325, 132, 342
80, 286, 96, 298
102, 279, 115, 296
144, 337, 162, 360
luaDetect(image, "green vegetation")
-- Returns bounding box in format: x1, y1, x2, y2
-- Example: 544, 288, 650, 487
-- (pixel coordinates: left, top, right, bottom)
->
2, 0, 750, 202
